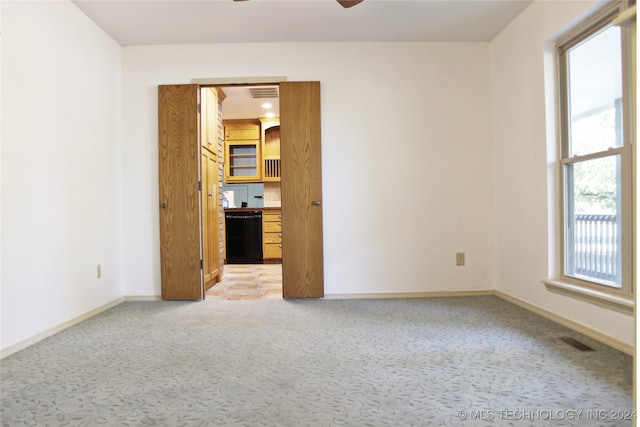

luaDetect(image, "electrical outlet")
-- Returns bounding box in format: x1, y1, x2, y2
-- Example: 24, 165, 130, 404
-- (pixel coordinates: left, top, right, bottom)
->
456, 252, 465, 266
97, 264, 102, 279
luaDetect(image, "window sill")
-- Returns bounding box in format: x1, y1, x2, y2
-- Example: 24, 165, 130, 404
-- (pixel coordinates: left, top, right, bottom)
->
543, 279, 634, 315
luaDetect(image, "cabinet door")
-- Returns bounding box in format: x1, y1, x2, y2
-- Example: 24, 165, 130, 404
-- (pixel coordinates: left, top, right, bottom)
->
224, 121, 260, 140
202, 149, 220, 286
225, 140, 261, 182
260, 118, 281, 181
263, 126, 281, 181
224, 120, 261, 182
263, 210, 282, 260
201, 87, 219, 155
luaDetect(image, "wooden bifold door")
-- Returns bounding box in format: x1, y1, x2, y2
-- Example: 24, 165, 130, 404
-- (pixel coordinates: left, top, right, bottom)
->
158, 84, 202, 300
280, 82, 324, 298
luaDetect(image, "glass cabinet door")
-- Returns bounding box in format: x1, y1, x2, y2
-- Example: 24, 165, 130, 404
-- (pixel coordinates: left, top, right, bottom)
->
225, 141, 260, 182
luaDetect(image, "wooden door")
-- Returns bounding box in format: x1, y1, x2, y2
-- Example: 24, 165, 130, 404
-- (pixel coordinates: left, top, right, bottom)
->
158, 84, 202, 300
280, 81, 324, 298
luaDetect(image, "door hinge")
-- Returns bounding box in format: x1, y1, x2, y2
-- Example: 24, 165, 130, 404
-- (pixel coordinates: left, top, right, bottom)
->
197, 103, 201, 113
198, 181, 202, 191
200, 259, 203, 269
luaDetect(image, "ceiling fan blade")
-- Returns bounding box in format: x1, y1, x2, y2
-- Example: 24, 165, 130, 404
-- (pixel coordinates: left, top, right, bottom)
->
233, 0, 364, 8
234, 0, 364, 8
337, 0, 364, 8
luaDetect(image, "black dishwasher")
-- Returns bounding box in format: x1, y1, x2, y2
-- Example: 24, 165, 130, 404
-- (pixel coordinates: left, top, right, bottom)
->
225, 210, 263, 264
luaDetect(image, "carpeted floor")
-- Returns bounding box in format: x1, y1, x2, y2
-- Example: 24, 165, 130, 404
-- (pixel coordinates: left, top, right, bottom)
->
0, 296, 633, 426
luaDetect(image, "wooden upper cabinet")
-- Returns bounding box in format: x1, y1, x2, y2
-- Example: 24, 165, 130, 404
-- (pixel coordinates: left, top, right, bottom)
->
201, 87, 220, 156
260, 118, 281, 182
224, 119, 261, 182
224, 120, 260, 140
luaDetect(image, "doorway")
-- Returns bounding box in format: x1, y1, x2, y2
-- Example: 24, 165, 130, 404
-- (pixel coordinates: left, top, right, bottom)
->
158, 81, 325, 300
205, 264, 283, 300
206, 84, 283, 300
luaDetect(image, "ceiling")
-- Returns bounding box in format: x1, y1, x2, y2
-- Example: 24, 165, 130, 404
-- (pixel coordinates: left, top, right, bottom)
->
217, 85, 281, 120
72, 0, 532, 119
72, 0, 533, 46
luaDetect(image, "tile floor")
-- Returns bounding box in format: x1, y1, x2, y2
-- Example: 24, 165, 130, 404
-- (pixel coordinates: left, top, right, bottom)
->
205, 264, 283, 300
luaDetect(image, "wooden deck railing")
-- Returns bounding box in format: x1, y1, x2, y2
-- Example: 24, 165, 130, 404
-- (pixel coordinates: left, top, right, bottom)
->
572, 214, 619, 283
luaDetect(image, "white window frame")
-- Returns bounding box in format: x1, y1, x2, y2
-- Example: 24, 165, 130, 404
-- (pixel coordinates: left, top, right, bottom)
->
548, 0, 635, 307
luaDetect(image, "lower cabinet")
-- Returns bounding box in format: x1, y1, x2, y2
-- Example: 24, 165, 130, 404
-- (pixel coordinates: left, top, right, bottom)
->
262, 209, 282, 261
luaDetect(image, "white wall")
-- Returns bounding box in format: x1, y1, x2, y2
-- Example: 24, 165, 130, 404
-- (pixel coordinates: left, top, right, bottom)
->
121, 42, 495, 297
490, 0, 633, 346
1, 1, 123, 351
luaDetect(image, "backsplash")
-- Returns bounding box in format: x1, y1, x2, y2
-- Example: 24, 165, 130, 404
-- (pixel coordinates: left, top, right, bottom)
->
222, 182, 281, 208
222, 183, 264, 208
263, 182, 282, 207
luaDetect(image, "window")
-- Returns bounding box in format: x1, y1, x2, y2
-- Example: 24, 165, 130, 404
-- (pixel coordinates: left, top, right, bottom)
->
555, 1, 634, 298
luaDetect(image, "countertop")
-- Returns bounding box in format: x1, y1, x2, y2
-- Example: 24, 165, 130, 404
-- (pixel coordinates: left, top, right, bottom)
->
224, 207, 281, 212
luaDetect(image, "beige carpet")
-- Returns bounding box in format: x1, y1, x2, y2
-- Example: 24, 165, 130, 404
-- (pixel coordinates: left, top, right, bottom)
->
0, 296, 632, 426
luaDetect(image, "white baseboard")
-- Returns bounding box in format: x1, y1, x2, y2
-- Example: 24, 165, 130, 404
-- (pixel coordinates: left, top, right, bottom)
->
495, 290, 633, 356
125, 295, 162, 301
1, 297, 125, 359
325, 290, 495, 299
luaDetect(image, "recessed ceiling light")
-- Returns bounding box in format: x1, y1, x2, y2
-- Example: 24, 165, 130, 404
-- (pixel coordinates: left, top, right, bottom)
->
261, 102, 273, 109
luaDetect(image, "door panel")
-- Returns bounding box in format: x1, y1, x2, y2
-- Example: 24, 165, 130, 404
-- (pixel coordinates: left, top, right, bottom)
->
202, 148, 220, 286
158, 84, 202, 300
201, 151, 210, 284
202, 87, 221, 288
280, 81, 324, 298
